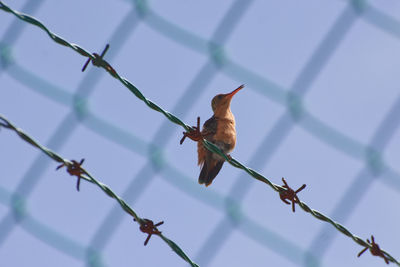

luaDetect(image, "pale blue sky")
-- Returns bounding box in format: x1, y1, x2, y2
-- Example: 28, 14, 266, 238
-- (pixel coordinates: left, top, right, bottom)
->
1, 0, 400, 266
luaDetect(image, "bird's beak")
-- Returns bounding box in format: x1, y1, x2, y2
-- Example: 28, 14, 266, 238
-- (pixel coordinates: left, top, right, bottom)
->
226, 84, 244, 99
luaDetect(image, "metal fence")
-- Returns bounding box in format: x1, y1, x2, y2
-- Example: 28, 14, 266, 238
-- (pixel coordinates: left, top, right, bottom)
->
1, 0, 400, 266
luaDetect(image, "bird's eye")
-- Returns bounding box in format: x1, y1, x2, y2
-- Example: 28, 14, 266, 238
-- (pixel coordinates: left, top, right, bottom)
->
217, 95, 223, 99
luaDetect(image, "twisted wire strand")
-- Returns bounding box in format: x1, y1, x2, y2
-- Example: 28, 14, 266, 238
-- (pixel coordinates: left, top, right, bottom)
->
1, 2, 399, 265
0, 115, 199, 267
0, 1, 191, 132
4, 51, 308, 264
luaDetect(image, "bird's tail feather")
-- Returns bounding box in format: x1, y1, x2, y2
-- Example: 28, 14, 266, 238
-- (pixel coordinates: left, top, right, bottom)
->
198, 160, 224, 186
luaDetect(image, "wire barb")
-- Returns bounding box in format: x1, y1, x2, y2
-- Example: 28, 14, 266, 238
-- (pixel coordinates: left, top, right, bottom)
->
358, 235, 390, 264
180, 116, 204, 144
279, 177, 306, 213
134, 218, 164, 246
81, 43, 116, 76
81, 44, 109, 72
56, 159, 85, 191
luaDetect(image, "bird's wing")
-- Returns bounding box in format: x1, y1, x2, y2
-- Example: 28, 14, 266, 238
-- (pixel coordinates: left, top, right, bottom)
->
197, 116, 218, 166
202, 115, 218, 137
198, 116, 228, 186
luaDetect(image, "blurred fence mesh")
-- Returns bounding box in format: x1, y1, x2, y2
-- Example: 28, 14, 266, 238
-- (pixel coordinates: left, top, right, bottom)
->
1, 0, 400, 266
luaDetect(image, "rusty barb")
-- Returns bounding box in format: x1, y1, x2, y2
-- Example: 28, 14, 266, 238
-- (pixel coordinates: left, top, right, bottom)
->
358, 235, 390, 264
134, 218, 164, 246
279, 177, 306, 213
180, 116, 202, 145
56, 159, 85, 191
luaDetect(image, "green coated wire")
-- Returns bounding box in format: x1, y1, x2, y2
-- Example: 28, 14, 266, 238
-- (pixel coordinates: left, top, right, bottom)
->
4, 47, 310, 264
0, 115, 199, 267
128, 0, 400, 191
0, 1, 399, 265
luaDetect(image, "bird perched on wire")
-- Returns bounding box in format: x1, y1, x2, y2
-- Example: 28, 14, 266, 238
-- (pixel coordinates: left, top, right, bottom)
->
180, 85, 244, 186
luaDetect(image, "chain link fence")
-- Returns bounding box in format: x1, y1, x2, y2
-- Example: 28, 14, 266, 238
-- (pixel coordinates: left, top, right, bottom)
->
1, 0, 400, 266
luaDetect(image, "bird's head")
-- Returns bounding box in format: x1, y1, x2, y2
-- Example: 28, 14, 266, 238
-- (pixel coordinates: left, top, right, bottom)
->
211, 84, 244, 113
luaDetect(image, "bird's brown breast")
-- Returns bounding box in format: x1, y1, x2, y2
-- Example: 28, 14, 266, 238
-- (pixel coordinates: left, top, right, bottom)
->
213, 118, 236, 152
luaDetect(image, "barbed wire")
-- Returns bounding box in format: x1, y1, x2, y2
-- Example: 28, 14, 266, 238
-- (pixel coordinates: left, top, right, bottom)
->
1, 1, 399, 265
1, 57, 310, 264
0, 115, 199, 267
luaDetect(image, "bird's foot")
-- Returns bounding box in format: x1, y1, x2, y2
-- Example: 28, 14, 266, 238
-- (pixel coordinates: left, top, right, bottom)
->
180, 117, 205, 144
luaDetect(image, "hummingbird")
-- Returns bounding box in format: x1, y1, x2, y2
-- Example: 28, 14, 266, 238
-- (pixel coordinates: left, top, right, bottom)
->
180, 85, 244, 186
